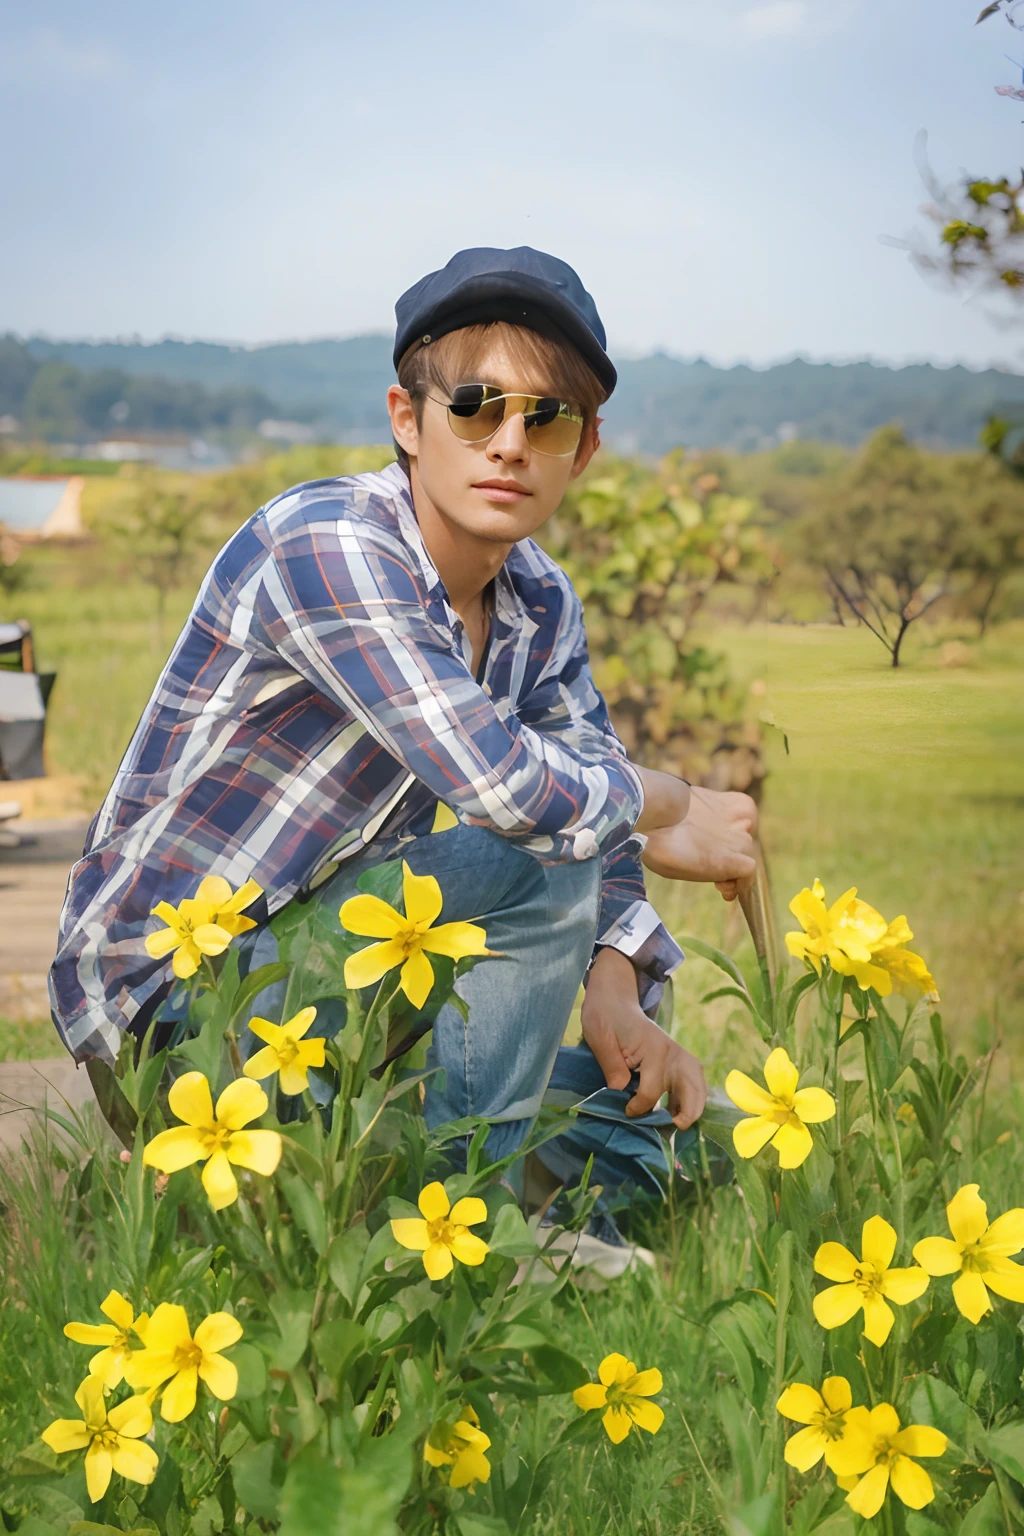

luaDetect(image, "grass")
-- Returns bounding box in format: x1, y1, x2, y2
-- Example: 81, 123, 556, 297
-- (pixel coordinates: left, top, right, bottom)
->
0, 1018, 59, 1060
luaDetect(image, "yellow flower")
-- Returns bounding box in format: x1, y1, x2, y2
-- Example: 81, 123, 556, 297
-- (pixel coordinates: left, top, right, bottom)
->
142, 1072, 281, 1210
725, 1047, 835, 1169
391, 1181, 489, 1280
123, 1302, 242, 1422
786, 879, 892, 993
242, 1005, 326, 1096
63, 1290, 149, 1388
841, 1403, 946, 1519
776, 1376, 876, 1476
41, 1376, 158, 1503
913, 1184, 1024, 1324
573, 1352, 665, 1444
870, 914, 938, 998
423, 1404, 491, 1489
144, 875, 262, 980
340, 860, 487, 1009
813, 1216, 930, 1345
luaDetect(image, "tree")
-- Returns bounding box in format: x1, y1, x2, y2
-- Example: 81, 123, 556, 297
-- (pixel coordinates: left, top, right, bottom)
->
98, 472, 211, 646
800, 426, 974, 667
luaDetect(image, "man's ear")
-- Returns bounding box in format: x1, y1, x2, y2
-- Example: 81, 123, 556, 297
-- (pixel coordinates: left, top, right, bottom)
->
569, 416, 602, 479
388, 385, 419, 458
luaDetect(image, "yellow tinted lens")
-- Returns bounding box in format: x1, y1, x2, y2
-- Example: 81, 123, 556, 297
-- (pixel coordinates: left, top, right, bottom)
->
524, 400, 584, 455
447, 385, 506, 442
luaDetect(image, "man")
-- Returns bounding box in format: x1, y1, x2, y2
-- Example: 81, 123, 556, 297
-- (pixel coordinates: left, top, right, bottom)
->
50, 247, 756, 1252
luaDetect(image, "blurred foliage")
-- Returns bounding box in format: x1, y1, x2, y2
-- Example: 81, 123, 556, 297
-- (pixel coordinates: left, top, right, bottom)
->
796, 426, 1024, 665
542, 451, 780, 791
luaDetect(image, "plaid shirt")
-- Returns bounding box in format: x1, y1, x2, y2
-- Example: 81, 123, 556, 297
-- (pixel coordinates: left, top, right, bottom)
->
50, 461, 683, 1064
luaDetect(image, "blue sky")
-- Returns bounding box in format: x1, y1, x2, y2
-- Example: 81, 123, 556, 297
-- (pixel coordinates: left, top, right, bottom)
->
3, 0, 1023, 367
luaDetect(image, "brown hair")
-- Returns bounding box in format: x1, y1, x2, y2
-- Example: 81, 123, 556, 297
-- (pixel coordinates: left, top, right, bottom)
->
393, 321, 607, 470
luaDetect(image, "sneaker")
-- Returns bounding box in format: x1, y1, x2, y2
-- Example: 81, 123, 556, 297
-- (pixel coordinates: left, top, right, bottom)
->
537, 1208, 655, 1285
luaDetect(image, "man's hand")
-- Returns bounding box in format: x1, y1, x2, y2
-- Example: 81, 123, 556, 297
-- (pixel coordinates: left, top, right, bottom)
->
580, 948, 707, 1129
641, 785, 759, 901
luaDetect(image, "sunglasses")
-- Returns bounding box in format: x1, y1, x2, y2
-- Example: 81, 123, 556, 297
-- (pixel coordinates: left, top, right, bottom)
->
429, 383, 585, 457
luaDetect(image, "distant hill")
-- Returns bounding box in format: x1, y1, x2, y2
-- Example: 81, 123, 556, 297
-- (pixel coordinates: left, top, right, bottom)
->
22, 334, 1024, 452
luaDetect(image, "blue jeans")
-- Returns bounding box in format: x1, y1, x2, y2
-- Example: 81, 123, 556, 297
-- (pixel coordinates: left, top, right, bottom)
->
243, 823, 685, 1211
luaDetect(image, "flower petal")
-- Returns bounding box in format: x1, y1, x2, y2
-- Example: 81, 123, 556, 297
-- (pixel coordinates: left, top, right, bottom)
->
277, 1061, 311, 1096
813, 1282, 864, 1330
282, 1006, 318, 1041
192, 922, 233, 957
402, 861, 443, 928
226, 1129, 282, 1176
110, 1438, 159, 1487
139, 1302, 190, 1352
628, 1398, 664, 1435
449, 1447, 491, 1488
892, 1426, 947, 1459
449, 1196, 488, 1228
160, 1366, 199, 1422
983, 1208, 1024, 1255
339, 893, 404, 939
400, 948, 435, 1009
198, 1351, 238, 1401
143, 1125, 207, 1174
772, 1118, 814, 1169
982, 1257, 1024, 1302
882, 1266, 931, 1305
195, 875, 233, 908
421, 920, 489, 961
784, 1425, 827, 1471
952, 1270, 993, 1324
106, 1395, 153, 1437
242, 1046, 281, 1082
167, 1071, 214, 1129
573, 1383, 608, 1411
861, 1292, 895, 1347
820, 1376, 853, 1414
628, 1368, 663, 1397
418, 1181, 451, 1221
84, 1442, 114, 1503
912, 1236, 963, 1276
725, 1070, 777, 1116
732, 1115, 779, 1159
599, 1353, 636, 1387
791, 1087, 836, 1124
171, 941, 201, 979
75, 1375, 107, 1424
215, 1077, 268, 1130
946, 1184, 988, 1247
449, 1231, 489, 1267
846, 1462, 890, 1520
297, 1038, 326, 1069
344, 938, 406, 991
99, 1291, 134, 1331
868, 1403, 901, 1439
41, 1417, 90, 1454
391, 1218, 431, 1251
814, 1242, 859, 1282
890, 1454, 936, 1511
602, 1405, 633, 1444
194, 1312, 243, 1354
423, 1242, 454, 1281
64, 1322, 120, 1347
247, 1016, 284, 1046
201, 1149, 239, 1210
217, 876, 263, 915
763, 1048, 799, 1101
861, 1216, 897, 1271
145, 926, 183, 959
777, 1384, 826, 1425
826, 1412, 877, 1476
431, 801, 458, 833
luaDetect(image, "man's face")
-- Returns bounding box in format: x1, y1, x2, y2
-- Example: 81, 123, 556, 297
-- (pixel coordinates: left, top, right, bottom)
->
387, 331, 598, 546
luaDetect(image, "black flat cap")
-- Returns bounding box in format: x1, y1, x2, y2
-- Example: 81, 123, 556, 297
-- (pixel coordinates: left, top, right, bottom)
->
393, 245, 617, 397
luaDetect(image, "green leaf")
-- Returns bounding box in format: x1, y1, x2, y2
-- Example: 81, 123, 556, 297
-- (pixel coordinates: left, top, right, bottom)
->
528, 1344, 590, 1392
229, 1342, 268, 1400
269, 1290, 315, 1372
727, 1491, 782, 1536
230, 1440, 282, 1520
905, 1516, 947, 1536
980, 1421, 1024, 1484
909, 1376, 981, 1456
487, 1202, 537, 1258
959, 1484, 1005, 1535
327, 1221, 371, 1304
676, 934, 754, 995
280, 1172, 329, 1257
312, 1317, 367, 1382
279, 1450, 406, 1536
454, 1518, 511, 1536
230, 962, 292, 1026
